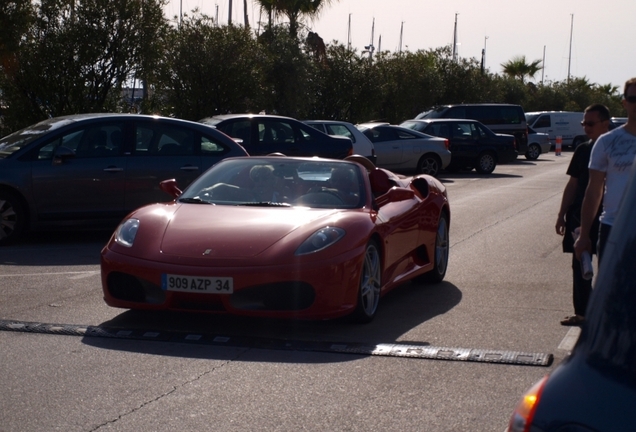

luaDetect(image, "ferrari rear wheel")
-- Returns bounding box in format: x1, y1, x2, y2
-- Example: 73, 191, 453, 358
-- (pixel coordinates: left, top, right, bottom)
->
352, 240, 382, 323
417, 212, 449, 284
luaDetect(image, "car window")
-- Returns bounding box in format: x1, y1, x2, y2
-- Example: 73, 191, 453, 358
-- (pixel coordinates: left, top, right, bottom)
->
425, 123, 450, 138
37, 123, 124, 160
458, 106, 524, 126
533, 115, 551, 128
396, 129, 417, 139
453, 123, 473, 138
134, 124, 195, 156
201, 135, 228, 155
325, 124, 355, 142
306, 123, 326, 133
369, 127, 398, 142
218, 120, 251, 145
258, 120, 296, 144
474, 123, 489, 138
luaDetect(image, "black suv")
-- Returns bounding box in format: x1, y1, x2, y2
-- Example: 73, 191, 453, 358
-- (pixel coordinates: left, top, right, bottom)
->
400, 118, 517, 174
200, 114, 352, 159
414, 103, 528, 155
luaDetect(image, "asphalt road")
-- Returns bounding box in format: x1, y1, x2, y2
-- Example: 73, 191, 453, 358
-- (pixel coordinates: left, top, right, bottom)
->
0, 150, 581, 432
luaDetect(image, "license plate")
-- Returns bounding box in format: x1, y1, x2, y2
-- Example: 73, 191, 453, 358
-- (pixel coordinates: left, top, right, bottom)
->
162, 274, 233, 294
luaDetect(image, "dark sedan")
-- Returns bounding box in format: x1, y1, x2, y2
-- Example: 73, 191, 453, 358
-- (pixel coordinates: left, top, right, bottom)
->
507, 159, 636, 431
200, 114, 353, 159
0, 113, 248, 244
400, 118, 518, 174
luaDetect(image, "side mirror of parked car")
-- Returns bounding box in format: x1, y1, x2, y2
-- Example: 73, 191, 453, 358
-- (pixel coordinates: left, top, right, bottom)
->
52, 146, 76, 165
160, 179, 182, 199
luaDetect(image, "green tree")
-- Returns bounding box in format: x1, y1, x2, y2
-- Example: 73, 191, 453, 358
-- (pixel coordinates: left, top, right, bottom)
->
307, 42, 378, 122
160, 14, 265, 119
0, 0, 168, 131
501, 55, 543, 83
257, 24, 313, 117
255, 0, 338, 38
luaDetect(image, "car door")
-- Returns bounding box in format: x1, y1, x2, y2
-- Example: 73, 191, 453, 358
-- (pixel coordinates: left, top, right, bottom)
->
124, 119, 204, 212
366, 126, 403, 167
30, 121, 127, 221
448, 121, 480, 166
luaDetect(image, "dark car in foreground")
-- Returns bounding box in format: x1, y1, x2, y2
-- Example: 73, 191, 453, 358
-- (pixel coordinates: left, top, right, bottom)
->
507, 163, 636, 431
101, 155, 450, 323
400, 118, 517, 174
200, 114, 353, 159
0, 113, 248, 245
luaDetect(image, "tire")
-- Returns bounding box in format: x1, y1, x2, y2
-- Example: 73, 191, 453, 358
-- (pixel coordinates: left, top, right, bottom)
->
416, 212, 450, 283
525, 143, 541, 160
417, 154, 441, 177
0, 192, 26, 245
475, 152, 496, 174
351, 240, 382, 323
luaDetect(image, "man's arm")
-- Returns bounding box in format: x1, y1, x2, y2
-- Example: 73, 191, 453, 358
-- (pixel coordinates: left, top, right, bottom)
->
573, 169, 605, 259
556, 176, 578, 236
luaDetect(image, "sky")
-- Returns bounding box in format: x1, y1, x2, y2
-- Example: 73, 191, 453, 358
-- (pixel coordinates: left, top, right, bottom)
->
163, 0, 636, 91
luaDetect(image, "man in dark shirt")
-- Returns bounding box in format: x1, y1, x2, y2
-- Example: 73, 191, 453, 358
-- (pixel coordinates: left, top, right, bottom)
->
555, 104, 610, 326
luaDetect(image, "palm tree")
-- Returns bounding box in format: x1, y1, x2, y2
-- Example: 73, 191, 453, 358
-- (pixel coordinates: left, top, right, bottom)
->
501, 55, 542, 83
255, 0, 338, 38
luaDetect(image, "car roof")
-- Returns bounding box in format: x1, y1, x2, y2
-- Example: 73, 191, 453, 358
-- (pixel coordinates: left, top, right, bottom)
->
201, 113, 296, 121
408, 118, 480, 123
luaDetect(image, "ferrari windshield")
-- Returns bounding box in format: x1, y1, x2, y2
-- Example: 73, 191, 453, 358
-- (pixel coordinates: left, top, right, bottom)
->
181, 157, 366, 209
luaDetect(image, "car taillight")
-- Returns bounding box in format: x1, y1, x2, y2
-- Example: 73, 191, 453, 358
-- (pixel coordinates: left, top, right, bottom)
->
508, 375, 548, 432
513, 138, 517, 150
444, 138, 449, 150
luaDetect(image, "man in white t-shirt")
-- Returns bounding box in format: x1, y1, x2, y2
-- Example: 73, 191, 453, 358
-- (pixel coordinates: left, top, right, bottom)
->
575, 77, 636, 265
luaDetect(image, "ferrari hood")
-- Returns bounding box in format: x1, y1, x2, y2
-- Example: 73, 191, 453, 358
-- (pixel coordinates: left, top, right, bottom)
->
159, 204, 339, 258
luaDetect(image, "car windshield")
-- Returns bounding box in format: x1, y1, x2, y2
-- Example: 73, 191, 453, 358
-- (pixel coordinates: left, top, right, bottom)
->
415, 108, 441, 119
180, 158, 365, 209
0, 117, 76, 158
525, 114, 540, 124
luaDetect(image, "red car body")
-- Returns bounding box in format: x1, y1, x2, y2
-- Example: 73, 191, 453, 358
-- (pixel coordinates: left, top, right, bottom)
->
101, 156, 450, 322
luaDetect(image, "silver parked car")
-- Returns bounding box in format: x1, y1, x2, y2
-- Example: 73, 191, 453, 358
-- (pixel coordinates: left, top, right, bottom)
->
0, 113, 249, 244
526, 126, 552, 160
356, 123, 451, 176
303, 120, 376, 164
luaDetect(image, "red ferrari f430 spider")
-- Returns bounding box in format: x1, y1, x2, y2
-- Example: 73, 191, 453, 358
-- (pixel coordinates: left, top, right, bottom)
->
101, 155, 450, 322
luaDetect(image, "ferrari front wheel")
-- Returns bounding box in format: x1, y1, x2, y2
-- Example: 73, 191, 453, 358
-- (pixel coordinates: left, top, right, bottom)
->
351, 240, 382, 323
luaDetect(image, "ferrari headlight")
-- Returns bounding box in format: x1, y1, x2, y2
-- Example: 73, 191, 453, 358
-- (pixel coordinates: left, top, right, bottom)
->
295, 227, 345, 255
114, 218, 140, 247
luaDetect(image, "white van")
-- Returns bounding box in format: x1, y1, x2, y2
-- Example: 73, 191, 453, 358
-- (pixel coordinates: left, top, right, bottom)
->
525, 111, 587, 148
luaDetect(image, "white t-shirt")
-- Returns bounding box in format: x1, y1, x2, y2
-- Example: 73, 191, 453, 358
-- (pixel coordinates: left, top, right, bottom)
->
589, 127, 636, 225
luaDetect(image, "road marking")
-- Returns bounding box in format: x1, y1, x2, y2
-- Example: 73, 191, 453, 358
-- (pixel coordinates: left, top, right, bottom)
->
0, 319, 553, 367
558, 327, 581, 351
0, 271, 99, 278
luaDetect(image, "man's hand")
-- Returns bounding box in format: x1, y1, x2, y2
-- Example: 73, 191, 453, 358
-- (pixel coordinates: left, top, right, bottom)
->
555, 214, 566, 236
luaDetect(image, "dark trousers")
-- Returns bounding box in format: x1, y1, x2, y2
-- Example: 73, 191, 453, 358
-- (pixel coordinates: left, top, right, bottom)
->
598, 222, 612, 267
571, 254, 592, 316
